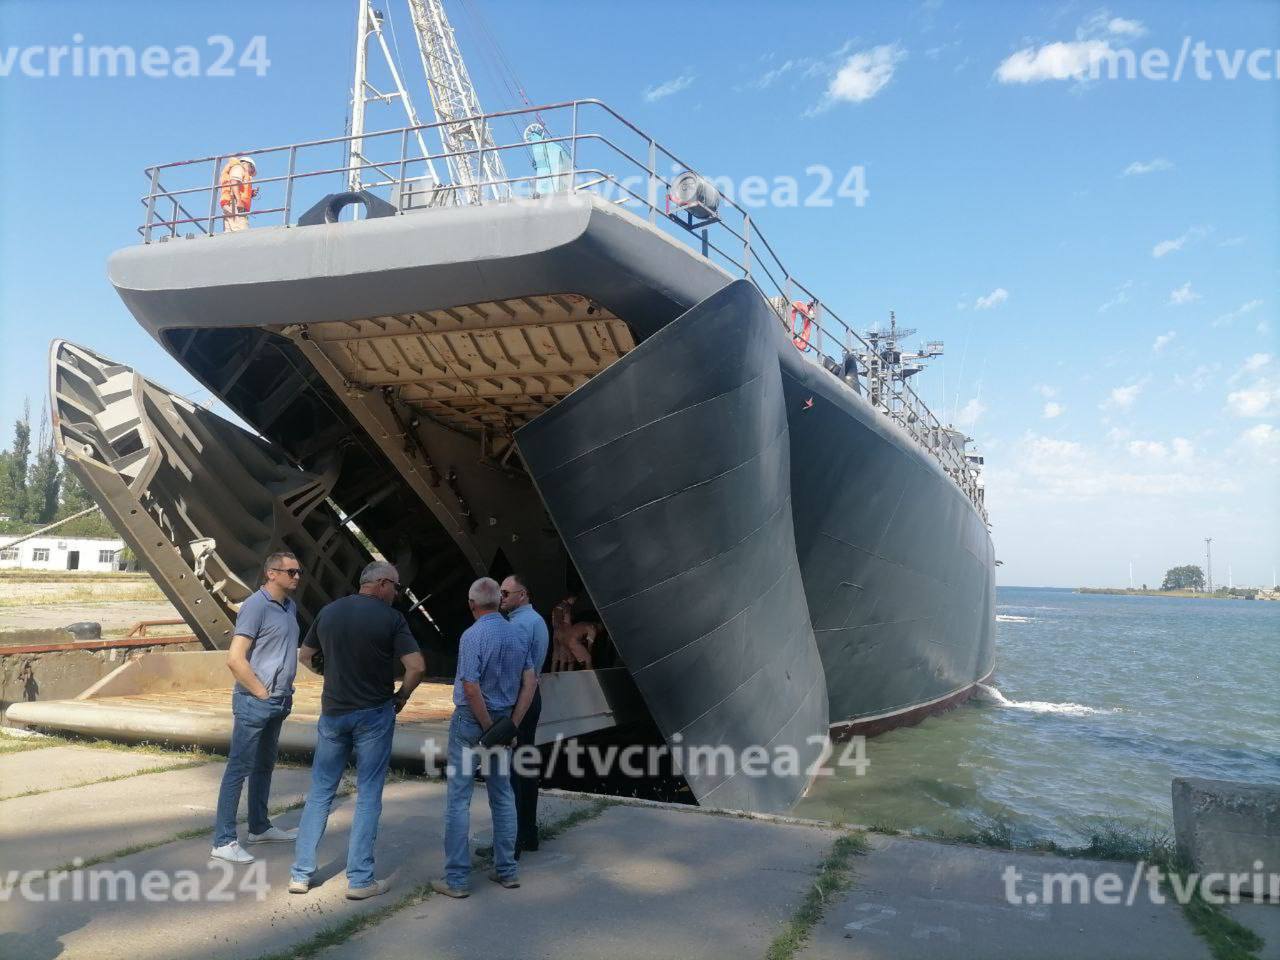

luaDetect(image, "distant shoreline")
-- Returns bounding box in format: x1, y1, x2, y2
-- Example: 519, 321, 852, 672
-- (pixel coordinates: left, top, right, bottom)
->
1076, 587, 1275, 601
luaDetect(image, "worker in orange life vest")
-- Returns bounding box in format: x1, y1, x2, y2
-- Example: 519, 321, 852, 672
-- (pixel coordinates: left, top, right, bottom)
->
219, 156, 257, 232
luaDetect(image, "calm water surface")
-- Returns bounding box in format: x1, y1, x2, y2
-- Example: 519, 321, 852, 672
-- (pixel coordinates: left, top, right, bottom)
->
795, 586, 1280, 845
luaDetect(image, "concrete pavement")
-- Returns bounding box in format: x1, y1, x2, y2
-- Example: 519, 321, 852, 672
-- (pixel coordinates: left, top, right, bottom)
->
0, 742, 1270, 960
318, 804, 841, 960
796, 832, 1212, 960
0, 743, 190, 799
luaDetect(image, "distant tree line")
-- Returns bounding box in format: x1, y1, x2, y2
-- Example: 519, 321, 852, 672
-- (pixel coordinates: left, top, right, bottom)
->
0, 401, 116, 538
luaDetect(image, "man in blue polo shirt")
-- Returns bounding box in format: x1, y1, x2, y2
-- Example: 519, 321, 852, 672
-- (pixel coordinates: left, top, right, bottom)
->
210, 550, 302, 863
431, 577, 538, 898
499, 573, 549, 857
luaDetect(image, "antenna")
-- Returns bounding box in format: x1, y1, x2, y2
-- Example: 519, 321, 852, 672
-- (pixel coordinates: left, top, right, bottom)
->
1204, 537, 1213, 593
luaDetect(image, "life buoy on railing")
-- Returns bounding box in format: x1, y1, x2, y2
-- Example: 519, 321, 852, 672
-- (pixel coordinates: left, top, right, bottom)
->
791, 300, 816, 352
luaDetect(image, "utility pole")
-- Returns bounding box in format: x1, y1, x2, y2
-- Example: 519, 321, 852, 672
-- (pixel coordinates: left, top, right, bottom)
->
1204, 538, 1213, 593
1129, 560, 1134, 590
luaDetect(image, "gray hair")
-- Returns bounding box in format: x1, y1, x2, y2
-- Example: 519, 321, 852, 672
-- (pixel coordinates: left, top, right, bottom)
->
359, 561, 399, 586
468, 577, 501, 610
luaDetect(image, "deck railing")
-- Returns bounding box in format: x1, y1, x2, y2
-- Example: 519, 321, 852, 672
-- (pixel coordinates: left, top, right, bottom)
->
137, 99, 986, 520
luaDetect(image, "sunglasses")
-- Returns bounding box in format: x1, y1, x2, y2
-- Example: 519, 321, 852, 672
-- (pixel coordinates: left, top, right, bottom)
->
378, 578, 402, 592
271, 567, 304, 577
500, 588, 524, 598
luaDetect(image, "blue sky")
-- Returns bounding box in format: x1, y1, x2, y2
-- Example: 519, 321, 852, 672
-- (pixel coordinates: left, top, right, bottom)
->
1, 0, 1276, 587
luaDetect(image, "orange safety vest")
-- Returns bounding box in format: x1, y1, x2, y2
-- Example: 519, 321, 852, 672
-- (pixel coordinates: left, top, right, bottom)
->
219, 159, 254, 212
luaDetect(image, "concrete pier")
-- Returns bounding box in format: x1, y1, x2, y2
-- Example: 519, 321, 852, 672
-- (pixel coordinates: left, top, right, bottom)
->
2, 736, 1265, 959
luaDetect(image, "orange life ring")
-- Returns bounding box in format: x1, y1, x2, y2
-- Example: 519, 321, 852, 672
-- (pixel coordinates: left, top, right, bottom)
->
791, 301, 815, 352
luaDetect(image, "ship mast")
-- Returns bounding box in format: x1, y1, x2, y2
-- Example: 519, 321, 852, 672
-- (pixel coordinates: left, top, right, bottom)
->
347, 0, 441, 194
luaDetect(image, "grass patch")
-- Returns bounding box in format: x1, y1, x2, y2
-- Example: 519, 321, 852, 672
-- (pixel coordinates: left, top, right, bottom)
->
0, 729, 311, 769
0, 587, 167, 607
1179, 885, 1266, 960
0, 571, 156, 584
765, 832, 869, 960
0, 737, 57, 756
1, 758, 207, 801
537, 797, 613, 843
255, 881, 435, 960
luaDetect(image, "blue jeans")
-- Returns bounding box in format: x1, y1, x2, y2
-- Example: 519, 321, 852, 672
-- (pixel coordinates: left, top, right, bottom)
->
290, 701, 396, 889
444, 705, 517, 889
213, 691, 291, 847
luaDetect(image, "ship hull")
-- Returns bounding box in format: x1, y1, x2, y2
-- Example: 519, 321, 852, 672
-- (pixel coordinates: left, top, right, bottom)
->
98, 193, 995, 813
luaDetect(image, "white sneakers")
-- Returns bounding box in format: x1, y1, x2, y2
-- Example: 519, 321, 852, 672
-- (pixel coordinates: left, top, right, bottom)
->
210, 841, 255, 863
210, 826, 297, 863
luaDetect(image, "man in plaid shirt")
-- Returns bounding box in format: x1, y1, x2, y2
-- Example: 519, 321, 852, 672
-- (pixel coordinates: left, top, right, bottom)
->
432, 577, 537, 897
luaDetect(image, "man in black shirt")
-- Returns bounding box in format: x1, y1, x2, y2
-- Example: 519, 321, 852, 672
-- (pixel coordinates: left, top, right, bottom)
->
288, 561, 425, 899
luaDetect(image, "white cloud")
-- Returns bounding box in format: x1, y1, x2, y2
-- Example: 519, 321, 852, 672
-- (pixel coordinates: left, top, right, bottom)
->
1036, 384, 1058, 399
995, 39, 1111, 83
955, 396, 987, 427
1098, 280, 1132, 313
1243, 353, 1272, 373
1168, 282, 1201, 306
1128, 439, 1168, 460
643, 73, 696, 102
1226, 376, 1280, 418
1212, 299, 1264, 327
813, 44, 906, 110
995, 13, 1149, 85
1174, 363, 1219, 394
975, 287, 1009, 310
1103, 380, 1145, 411
924, 40, 962, 61
994, 431, 1236, 502
1123, 158, 1172, 176
1043, 401, 1065, 419
1236, 423, 1280, 464
1153, 226, 1210, 258
1152, 331, 1176, 353
1106, 17, 1146, 37
1171, 437, 1194, 462
739, 58, 799, 91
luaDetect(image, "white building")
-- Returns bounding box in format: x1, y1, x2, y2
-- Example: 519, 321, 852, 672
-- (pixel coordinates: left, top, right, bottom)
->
0, 535, 126, 572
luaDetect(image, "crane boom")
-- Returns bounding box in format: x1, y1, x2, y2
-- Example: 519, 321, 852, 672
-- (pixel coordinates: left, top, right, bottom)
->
405, 0, 509, 202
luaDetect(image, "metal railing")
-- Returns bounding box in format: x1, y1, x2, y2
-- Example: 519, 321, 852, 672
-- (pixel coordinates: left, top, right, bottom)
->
137, 99, 986, 520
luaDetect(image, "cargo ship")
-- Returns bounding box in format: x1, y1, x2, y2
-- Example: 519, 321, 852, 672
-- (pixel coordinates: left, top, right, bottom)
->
48, 0, 995, 814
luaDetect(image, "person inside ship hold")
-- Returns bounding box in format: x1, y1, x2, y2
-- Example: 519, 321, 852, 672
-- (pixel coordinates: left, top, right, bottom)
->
210, 551, 302, 865
498, 573, 550, 858
550, 595, 597, 670
219, 155, 257, 232
288, 561, 424, 900
432, 577, 538, 899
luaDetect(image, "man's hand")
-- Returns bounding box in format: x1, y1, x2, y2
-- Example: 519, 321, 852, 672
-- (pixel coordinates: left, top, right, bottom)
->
395, 652, 425, 715
227, 635, 270, 699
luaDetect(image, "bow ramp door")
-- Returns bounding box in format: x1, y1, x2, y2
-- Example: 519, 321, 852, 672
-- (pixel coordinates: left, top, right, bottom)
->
49, 340, 373, 648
